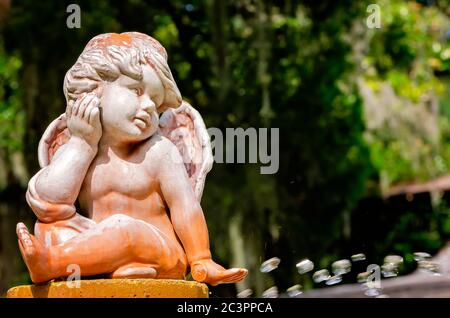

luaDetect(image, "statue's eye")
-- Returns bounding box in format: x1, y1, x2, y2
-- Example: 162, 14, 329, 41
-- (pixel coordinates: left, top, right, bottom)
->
132, 88, 143, 96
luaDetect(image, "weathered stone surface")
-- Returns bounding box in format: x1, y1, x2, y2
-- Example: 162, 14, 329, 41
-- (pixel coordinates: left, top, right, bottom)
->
16, 32, 247, 287
7, 279, 209, 298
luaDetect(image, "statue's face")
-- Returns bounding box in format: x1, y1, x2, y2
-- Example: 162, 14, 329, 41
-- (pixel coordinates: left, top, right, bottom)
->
100, 64, 164, 144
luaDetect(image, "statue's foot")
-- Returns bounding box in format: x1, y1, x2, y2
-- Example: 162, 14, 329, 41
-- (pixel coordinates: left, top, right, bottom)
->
191, 259, 248, 286
16, 222, 53, 284
110, 263, 157, 279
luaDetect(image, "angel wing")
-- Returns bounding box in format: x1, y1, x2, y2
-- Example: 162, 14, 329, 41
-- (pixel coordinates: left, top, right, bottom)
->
37, 113, 70, 168
159, 101, 213, 201
37, 101, 213, 201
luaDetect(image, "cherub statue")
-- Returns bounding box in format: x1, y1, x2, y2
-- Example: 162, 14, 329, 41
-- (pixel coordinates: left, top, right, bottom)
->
16, 32, 247, 286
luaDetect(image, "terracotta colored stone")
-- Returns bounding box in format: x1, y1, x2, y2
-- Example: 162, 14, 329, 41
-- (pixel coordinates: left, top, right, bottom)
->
14, 32, 248, 287
7, 279, 208, 298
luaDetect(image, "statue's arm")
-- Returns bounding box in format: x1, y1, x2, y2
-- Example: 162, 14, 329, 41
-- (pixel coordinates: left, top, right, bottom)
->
27, 93, 101, 223
158, 141, 212, 264
27, 138, 97, 222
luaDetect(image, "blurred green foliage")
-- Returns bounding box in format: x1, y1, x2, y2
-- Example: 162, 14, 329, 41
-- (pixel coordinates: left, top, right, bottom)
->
364, 0, 449, 186
0, 42, 23, 153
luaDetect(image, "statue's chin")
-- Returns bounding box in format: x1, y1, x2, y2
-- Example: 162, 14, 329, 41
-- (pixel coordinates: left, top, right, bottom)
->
104, 127, 155, 145
130, 125, 158, 142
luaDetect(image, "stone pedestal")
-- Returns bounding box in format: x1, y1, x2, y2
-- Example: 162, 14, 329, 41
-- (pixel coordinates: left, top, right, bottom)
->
7, 279, 209, 298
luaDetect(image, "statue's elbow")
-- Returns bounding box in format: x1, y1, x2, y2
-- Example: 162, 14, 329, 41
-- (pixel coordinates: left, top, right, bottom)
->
25, 187, 76, 223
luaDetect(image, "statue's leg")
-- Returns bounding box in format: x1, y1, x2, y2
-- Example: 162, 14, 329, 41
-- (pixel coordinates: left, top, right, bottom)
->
17, 214, 186, 283
34, 213, 96, 247
109, 263, 157, 279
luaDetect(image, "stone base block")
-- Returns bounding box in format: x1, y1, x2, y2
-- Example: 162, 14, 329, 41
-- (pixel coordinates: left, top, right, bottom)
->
7, 278, 209, 298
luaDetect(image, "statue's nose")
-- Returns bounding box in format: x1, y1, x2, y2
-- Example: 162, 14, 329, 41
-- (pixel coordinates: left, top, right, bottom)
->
140, 95, 156, 113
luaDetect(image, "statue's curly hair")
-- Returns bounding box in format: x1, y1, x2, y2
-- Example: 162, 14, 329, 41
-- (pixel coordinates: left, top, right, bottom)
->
63, 32, 182, 113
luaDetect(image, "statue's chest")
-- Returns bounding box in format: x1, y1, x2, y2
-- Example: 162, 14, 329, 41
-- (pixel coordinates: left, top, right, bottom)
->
83, 157, 155, 198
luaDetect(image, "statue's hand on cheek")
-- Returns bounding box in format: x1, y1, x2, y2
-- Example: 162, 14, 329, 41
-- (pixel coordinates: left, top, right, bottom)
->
66, 93, 102, 148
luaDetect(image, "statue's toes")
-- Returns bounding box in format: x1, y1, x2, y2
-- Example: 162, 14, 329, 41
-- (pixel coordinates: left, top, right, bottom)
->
16, 223, 34, 253
17, 222, 29, 239
221, 268, 248, 284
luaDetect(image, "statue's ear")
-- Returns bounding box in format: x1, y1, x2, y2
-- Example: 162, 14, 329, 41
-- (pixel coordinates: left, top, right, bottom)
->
159, 101, 213, 202
38, 114, 71, 168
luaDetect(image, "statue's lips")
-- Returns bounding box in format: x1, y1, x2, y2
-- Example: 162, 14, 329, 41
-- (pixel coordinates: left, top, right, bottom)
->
133, 113, 151, 129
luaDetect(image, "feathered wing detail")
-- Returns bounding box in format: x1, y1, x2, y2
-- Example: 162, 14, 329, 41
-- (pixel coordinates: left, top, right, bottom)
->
159, 101, 213, 201
38, 114, 70, 168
